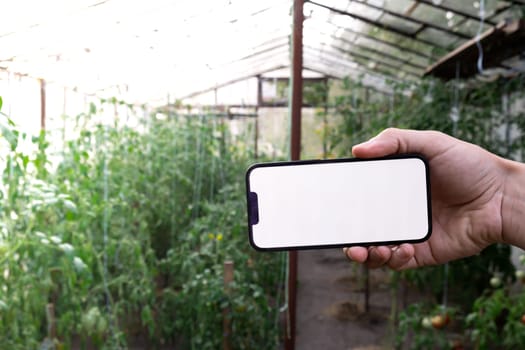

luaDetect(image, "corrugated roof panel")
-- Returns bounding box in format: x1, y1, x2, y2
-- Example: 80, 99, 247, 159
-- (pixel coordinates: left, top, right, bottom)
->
0, 0, 523, 102
378, 13, 422, 33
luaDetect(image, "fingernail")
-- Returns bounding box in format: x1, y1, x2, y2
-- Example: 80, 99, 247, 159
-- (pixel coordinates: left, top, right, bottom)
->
354, 138, 375, 149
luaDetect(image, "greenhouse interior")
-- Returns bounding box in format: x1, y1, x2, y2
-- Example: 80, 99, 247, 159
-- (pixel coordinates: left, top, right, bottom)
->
1, 0, 525, 349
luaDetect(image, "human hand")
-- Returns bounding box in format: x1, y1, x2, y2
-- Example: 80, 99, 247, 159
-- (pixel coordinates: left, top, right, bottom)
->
343, 128, 513, 270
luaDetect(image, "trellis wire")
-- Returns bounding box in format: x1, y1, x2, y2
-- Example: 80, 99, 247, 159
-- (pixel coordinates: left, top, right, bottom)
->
101, 107, 117, 347
475, 0, 486, 75
442, 61, 462, 311
169, 94, 177, 259
191, 112, 205, 221
275, 251, 288, 345
209, 116, 216, 202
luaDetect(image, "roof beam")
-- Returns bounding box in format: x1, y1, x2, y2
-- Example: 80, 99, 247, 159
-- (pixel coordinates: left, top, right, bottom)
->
301, 66, 340, 79
307, 29, 426, 71
332, 46, 420, 78
304, 45, 416, 79
413, 0, 497, 26
180, 64, 287, 99
303, 38, 421, 78
350, 0, 471, 40
307, 0, 449, 50
235, 40, 289, 62
303, 63, 397, 97
425, 19, 525, 79
315, 19, 435, 60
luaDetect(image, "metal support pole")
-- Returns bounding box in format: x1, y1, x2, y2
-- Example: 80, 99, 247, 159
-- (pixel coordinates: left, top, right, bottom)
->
223, 261, 234, 350
39, 78, 46, 130
322, 78, 328, 159
286, 1, 303, 349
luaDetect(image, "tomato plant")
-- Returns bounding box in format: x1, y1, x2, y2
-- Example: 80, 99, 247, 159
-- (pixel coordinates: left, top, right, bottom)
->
396, 303, 459, 349
0, 97, 284, 349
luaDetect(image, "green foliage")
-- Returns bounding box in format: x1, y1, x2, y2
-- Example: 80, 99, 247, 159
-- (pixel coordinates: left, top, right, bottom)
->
328, 75, 525, 158
328, 74, 525, 348
328, 75, 524, 302
396, 303, 458, 350
0, 98, 283, 349
465, 258, 525, 349
402, 244, 516, 307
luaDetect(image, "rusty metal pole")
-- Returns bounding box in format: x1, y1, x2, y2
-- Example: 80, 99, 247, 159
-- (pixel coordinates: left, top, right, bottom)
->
46, 303, 56, 340
285, 1, 303, 350
223, 261, 234, 350
39, 78, 46, 130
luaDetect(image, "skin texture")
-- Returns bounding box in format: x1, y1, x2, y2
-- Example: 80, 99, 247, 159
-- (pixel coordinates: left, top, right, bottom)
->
343, 128, 525, 270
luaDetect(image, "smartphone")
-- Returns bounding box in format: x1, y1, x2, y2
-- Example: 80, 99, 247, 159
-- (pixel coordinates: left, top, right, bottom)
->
245, 154, 431, 251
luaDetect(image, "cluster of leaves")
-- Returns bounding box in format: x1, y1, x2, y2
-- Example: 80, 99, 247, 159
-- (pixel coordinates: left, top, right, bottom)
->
396, 303, 460, 350
326, 75, 525, 159
464, 255, 525, 349
395, 256, 525, 350
0, 99, 284, 349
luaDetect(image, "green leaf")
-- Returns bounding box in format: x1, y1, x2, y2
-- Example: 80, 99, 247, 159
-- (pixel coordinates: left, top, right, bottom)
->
0, 96, 3, 111
0, 115, 18, 150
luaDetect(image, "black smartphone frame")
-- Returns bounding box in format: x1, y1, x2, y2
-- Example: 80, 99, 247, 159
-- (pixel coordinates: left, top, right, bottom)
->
245, 154, 432, 251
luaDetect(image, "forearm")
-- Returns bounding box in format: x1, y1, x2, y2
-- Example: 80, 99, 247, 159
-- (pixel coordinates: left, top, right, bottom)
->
501, 158, 525, 249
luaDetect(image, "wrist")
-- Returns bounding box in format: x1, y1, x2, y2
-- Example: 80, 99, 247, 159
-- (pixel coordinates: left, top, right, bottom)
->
500, 158, 525, 248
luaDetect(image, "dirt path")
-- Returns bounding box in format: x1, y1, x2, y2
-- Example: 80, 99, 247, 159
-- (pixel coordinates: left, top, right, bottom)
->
295, 249, 393, 350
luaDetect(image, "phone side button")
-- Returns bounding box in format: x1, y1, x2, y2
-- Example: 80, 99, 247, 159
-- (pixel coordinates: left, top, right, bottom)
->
248, 192, 259, 225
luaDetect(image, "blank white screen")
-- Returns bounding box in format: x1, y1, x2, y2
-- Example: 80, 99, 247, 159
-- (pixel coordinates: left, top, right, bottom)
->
248, 158, 429, 249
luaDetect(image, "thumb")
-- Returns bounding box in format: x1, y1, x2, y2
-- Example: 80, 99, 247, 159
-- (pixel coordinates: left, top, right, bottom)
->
352, 128, 449, 158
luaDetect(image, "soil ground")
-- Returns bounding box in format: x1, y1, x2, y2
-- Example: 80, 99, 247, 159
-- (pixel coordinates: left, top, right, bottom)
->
296, 249, 395, 350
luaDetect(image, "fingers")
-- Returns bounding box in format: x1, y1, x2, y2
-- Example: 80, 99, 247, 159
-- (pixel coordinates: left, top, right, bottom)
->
343, 243, 416, 270
387, 244, 415, 270
367, 246, 392, 268
351, 128, 449, 159
343, 246, 368, 263
343, 246, 391, 267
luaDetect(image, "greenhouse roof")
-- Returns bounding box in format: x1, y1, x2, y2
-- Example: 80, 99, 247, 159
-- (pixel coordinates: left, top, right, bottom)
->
1, 0, 524, 105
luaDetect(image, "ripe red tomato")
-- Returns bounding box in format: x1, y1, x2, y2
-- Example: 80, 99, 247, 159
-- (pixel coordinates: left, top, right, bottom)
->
431, 313, 450, 329
450, 340, 464, 350
431, 315, 447, 329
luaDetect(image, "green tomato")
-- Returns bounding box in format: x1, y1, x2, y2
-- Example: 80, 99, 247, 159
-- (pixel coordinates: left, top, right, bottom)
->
490, 276, 502, 288
421, 316, 432, 329
82, 307, 100, 333
96, 316, 108, 335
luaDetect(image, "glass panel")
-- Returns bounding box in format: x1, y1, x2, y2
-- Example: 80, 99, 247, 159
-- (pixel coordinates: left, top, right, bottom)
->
353, 35, 430, 67
383, 0, 415, 14
400, 64, 423, 77
349, 46, 403, 68
454, 19, 493, 37
377, 13, 421, 33
337, 29, 359, 42
417, 27, 464, 49
408, 2, 493, 42
346, 2, 384, 21
411, 3, 461, 29
407, 53, 433, 68
491, 6, 525, 23
5, 0, 523, 101
441, 0, 508, 18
